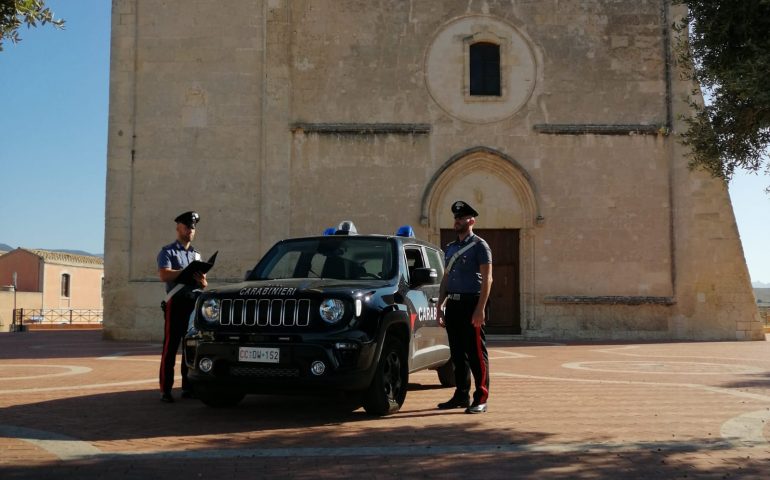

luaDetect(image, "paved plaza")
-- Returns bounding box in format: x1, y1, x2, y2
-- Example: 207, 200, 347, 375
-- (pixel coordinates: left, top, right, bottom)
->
1, 330, 769, 479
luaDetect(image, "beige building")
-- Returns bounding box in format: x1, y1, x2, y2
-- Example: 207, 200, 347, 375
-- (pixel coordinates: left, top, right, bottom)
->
105, 0, 764, 341
0, 249, 104, 331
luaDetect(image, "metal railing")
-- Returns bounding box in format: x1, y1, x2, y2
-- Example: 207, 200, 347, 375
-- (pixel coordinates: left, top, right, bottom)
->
759, 306, 770, 328
13, 308, 103, 327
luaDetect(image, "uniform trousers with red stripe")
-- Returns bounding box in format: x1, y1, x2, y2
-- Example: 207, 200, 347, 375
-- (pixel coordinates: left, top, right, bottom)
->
160, 292, 196, 394
445, 296, 490, 404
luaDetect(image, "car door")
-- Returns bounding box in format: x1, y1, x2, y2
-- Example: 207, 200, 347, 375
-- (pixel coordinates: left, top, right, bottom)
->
404, 245, 448, 371
420, 246, 450, 364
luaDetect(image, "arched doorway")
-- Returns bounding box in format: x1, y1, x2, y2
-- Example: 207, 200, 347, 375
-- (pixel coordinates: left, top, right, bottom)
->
421, 147, 540, 335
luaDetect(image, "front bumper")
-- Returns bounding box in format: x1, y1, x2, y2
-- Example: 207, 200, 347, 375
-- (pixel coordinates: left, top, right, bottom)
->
184, 334, 379, 393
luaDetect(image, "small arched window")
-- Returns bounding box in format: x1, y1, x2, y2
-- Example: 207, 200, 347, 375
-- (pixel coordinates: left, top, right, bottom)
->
61, 274, 71, 298
469, 42, 501, 96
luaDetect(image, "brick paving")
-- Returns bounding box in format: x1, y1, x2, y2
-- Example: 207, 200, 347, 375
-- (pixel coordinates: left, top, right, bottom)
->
1, 330, 770, 479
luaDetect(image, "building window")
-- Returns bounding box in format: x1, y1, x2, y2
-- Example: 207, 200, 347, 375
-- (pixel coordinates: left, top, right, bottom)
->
469, 42, 501, 96
61, 274, 71, 298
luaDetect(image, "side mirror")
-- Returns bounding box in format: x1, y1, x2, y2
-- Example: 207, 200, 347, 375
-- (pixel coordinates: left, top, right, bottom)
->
411, 267, 439, 287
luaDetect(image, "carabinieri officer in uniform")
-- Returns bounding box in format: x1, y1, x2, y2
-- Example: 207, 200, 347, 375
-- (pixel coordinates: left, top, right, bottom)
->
436, 201, 493, 414
157, 211, 207, 403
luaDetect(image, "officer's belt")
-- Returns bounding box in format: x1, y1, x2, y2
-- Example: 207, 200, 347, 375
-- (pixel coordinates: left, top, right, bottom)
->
447, 293, 480, 301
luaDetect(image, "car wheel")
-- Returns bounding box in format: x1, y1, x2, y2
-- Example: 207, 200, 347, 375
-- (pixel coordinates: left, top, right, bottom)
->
362, 337, 408, 416
195, 386, 245, 408
436, 360, 456, 387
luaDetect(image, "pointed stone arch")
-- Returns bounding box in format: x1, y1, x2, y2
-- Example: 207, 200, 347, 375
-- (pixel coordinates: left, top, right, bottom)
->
420, 146, 541, 229
420, 146, 540, 334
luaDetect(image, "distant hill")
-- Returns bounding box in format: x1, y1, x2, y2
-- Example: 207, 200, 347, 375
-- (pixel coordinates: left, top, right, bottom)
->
56, 249, 104, 258
753, 281, 770, 288
0, 243, 102, 258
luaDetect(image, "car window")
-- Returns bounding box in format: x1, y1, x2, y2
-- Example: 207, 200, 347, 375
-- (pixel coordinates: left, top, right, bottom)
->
405, 247, 425, 269
404, 246, 425, 280
269, 251, 302, 279
251, 237, 397, 281
425, 247, 445, 277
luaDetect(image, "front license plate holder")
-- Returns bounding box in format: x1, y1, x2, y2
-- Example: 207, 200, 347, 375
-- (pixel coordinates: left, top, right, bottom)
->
238, 346, 280, 363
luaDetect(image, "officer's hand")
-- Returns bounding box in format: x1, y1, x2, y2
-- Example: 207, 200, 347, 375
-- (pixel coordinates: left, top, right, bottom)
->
437, 308, 446, 328
194, 272, 208, 289
471, 308, 485, 328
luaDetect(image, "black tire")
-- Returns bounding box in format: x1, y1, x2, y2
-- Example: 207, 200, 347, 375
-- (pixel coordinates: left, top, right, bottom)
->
195, 386, 245, 408
436, 360, 456, 387
362, 337, 408, 416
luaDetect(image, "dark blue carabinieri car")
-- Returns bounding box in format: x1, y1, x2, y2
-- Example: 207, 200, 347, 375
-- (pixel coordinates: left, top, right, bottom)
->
183, 223, 453, 415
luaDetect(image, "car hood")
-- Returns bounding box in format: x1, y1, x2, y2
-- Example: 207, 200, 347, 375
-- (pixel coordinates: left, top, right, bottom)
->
204, 277, 394, 298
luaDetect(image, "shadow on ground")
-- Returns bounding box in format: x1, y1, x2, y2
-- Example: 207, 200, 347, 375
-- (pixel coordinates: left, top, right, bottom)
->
2, 332, 769, 478
0, 330, 157, 361
1, 387, 766, 479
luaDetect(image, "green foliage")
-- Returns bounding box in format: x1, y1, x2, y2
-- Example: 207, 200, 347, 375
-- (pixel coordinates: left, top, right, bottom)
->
0, 0, 65, 51
674, 0, 770, 181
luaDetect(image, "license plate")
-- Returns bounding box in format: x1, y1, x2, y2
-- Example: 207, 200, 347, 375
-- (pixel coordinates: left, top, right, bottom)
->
238, 347, 280, 363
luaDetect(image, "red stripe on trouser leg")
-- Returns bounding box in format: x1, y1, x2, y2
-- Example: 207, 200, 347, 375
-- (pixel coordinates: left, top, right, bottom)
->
475, 325, 489, 403
159, 298, 174, 393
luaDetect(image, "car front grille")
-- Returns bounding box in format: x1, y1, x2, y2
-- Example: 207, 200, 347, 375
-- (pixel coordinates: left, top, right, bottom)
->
220, 298, 312, 327
230, 365, 300, 378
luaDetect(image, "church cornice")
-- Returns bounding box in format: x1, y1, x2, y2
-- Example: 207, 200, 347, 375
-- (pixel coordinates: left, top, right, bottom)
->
291, 123, 431, 135
533, 124, 669, 136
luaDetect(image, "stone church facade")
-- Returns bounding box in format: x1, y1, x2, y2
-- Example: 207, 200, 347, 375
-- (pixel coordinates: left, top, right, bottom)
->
105, 0, 764, 341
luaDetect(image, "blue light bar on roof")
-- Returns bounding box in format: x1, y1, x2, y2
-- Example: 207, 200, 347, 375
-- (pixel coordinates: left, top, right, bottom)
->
396, 225, 415, 238
335, 221, 357, 235
322, 227, 336, 235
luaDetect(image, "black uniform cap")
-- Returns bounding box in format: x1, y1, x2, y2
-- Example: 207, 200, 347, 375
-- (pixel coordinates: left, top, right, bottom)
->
174, 211, 200, 228
451, 201, 479, 218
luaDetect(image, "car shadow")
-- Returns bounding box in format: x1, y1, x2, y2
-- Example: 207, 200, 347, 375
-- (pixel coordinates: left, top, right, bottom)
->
0, 387, 521, 442
0, 389, 760, 480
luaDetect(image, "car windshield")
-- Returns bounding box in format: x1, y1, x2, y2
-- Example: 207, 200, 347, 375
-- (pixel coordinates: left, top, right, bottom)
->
250, 237, 398, 281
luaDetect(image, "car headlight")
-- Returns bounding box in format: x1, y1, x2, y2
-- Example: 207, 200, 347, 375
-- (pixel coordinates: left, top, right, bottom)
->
200, 298, 220, 323
319, 298, 345, 324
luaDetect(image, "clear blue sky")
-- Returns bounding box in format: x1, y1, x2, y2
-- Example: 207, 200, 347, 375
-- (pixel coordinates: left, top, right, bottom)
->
1, 2, 769, 283
0, 0, 109, 255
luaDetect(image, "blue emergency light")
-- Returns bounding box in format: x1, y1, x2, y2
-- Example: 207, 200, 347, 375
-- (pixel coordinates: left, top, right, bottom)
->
396, 225, 415, 238
322, 227, 336, 236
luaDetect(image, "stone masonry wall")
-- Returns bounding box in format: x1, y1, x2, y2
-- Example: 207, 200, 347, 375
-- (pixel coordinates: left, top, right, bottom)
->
104, 0, 763, 341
